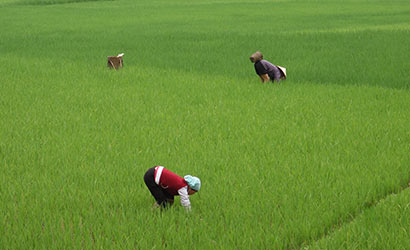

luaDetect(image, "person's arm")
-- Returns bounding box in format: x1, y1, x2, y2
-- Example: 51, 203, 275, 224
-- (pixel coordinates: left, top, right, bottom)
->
260, 74, 270, 83
255, 62, 269, 83
177, 186, 191, 211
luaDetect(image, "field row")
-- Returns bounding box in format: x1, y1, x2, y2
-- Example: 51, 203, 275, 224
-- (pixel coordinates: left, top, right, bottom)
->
1, 0, 410, 248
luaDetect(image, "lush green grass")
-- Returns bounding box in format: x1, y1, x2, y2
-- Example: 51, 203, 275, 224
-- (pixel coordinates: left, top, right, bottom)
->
1, 0, 409, 249
2, 0, 112, 6
311, 188, 410, 250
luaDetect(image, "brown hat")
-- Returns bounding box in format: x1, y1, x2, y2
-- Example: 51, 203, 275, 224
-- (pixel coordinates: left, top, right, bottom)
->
250, 51, 263, 62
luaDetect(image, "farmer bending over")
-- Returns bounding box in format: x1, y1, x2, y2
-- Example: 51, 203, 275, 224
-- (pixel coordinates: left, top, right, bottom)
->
250, 51, 285, 83
144, 166, 200, 211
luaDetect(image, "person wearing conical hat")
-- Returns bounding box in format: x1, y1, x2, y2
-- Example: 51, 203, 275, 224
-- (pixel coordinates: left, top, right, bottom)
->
250, 51, 285, 83
144, 166, 200, 211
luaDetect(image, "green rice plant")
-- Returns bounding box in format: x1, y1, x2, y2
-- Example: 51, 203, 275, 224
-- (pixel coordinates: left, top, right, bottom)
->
0, 0, 409, 249
15, 0, 114, 6
310, 188, 410, 249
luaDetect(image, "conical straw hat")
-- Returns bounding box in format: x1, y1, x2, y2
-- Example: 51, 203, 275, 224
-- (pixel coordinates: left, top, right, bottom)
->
277, 65, 287, 79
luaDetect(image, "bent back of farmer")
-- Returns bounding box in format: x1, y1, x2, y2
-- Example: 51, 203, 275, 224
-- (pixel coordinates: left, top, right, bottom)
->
144, 166, 200, 211
250, 51, 282, 83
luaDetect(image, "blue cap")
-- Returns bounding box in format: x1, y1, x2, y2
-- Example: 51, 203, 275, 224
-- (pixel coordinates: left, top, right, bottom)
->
184, 175, 201, 191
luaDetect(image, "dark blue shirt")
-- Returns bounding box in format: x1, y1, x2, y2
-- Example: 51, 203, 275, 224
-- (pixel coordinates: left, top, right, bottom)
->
254, 60, 281, 82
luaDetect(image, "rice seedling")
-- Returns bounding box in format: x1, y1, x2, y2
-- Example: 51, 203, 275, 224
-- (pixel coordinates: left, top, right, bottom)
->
1, 0, 409, 249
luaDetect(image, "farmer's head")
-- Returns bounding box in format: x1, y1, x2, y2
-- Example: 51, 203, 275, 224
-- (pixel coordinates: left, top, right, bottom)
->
250, 51, 263, 63
184, 175, 201, 195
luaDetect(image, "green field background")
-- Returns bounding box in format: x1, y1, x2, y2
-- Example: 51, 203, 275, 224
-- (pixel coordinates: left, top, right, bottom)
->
1, 0, 409, 249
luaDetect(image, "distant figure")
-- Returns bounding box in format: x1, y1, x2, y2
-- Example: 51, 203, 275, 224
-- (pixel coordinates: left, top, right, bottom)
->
144, 166, 201, 211
250, 51, 286, 83
107, 53, 124, 70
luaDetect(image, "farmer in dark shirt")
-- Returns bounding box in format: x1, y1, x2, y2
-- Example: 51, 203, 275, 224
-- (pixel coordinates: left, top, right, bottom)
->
250, 51, 283, 83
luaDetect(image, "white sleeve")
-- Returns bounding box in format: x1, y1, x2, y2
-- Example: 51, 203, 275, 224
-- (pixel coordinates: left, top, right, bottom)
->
177, 186, 191, 211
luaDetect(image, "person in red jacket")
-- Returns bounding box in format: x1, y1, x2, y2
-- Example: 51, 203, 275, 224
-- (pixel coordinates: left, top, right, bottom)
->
144, 166, 201, 211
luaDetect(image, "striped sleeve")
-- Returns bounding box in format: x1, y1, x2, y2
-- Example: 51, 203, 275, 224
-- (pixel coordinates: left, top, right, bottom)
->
154, 166, 164, 185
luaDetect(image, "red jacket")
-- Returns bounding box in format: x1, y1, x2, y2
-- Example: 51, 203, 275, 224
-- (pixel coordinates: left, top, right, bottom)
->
154, 166, 188, 196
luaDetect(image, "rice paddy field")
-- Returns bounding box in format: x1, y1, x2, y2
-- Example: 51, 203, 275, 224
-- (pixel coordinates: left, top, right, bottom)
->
1, 0, 410, 249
